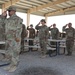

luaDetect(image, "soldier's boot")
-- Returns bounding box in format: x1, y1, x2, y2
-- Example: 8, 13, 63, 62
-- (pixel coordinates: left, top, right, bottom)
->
3, 64, 12, 70
40, 55, 48, 58
4, 64, 17, 72
8, 65, 17, 72
65, 52, 72, 56
40, 52, 48, 58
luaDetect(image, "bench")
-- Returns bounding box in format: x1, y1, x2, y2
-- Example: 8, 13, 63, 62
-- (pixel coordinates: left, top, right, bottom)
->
25, 45, 56, 57
0, 50, 6, 54
58, 42, 66, 55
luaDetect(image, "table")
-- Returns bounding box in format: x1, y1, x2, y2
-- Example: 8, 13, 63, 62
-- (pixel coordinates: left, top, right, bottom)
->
24, 38, 66, 55
48, 39, 66, 55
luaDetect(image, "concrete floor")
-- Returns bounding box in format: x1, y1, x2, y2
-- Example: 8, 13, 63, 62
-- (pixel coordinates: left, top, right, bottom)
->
0, 50, 75, 75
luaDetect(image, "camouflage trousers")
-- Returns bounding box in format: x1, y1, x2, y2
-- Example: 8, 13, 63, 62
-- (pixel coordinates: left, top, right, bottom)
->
66, 38, 74, 54
5, 39, 21, 66
21, 38, 24, 51
39, 38, 47, 55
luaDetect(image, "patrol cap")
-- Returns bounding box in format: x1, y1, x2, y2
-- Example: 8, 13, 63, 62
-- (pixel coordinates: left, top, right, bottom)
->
7, 6, 16, 11
30, 24, 33, 27
40, 19, 46, 23
53, 23, 56, 26
68, 22, 72, 25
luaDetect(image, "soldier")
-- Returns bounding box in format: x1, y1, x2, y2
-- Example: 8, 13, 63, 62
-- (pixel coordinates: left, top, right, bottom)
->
20, 24, 27, 53
27, 24, 35, 51
49, 23, 59, 46
35, 19, 49, 58
62, 23, 75, 56
0, 11, 7, 49
49, 23, 59, 39
4, 6, 23, 72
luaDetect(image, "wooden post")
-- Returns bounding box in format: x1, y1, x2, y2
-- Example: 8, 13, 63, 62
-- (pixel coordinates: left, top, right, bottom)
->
45, 15, 48, 25
27, 10, 30, 26
2, 4, 5, 13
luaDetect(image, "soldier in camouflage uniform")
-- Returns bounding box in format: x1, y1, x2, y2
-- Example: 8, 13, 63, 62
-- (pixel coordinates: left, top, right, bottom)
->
49, 23, 59, 39
4, 6, 23, 72
62, 23, 75, 56
27, 24, 35, 51
35, 19, 49, 58
21, 24, 27, 53
49, 23, 59, 45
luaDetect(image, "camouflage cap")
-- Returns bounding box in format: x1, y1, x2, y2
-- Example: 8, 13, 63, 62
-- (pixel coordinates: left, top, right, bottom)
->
53, 23, 56, 26
30, 24, 33, 27
7, 6, 16, 11
40, 19, 46, 23
68, 22, 72, 25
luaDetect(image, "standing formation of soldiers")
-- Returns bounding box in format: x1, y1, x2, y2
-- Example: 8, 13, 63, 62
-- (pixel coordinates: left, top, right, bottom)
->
0, 6, 75, 73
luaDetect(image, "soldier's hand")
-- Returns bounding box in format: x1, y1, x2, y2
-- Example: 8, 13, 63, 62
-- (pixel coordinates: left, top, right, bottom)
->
38, 22, 40, 25
50, 25, 52, 27
15, 38, 20, 42
65, 24, 68, 27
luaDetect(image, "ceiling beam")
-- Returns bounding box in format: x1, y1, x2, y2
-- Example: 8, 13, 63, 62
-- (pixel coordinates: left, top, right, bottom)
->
2, 0, 20, 11
28, 0, 70, 13
45, 6, 75, 16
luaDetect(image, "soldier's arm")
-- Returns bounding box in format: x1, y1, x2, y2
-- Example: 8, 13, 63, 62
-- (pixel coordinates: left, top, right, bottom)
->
15, 18, 23, 42
48, 25, 53, 31
74, 29, 75, 39
27, 26, 30, 30
33, 29, 35, 38
35, 22, 41, 30
24, 25, 27, 37
45, 27, 49, 39
62, 24, 67, 32
57, 28, 59, 39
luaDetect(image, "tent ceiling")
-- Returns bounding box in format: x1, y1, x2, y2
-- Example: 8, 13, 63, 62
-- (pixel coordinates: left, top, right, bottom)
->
0, 0, 75, 16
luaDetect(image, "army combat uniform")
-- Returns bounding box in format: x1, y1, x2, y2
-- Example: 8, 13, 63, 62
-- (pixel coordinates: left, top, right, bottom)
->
5, 13, 23, 69
0, 15, 6, 41
63, 25, 75, 55
35, 24, 49, 55
27, 26, 35, 51
49, 27, 59, 45
21, 24, 27, 52
0, 15, 6, 49
49, 27, 59, 39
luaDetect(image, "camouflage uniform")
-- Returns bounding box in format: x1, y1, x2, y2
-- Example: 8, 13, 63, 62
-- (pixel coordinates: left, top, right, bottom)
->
49, 27, 59, 39
0, 15, 6, 49
5, 13, 23, 66
49, 27, 59, 46
21, 24, 27, 52
63, 25, 75, 55
35, 25, 49, 55
27, 26, 35, 51
0, 15, 6, 41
